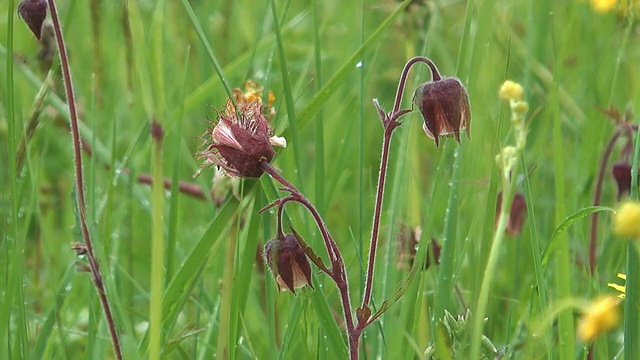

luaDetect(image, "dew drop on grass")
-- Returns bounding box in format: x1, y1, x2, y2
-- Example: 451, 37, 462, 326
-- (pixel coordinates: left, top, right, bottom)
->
356, 61, 363, 68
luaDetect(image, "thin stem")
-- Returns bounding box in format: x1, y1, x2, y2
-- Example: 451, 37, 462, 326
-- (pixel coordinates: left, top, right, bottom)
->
261, 162, 339, 263
589, 127, 623, 274
260, 161, 357, 359
391, 56, 440, 114
361, 56, 438, 309
47, 1, 122, 359
360, 125, 394, 307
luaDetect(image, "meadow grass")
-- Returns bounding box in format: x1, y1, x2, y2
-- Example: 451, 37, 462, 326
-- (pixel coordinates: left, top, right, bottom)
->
1, 0, 640, 358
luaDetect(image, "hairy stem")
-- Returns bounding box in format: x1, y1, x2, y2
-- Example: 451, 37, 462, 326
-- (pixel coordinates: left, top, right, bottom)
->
261, 161, 357, 359
47, 1, 122, 358
361, 56, 438, 309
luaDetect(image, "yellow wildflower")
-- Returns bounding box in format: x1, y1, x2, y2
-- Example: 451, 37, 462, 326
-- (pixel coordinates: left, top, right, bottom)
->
613, 202, 640, 240
577, 296, 620, 342
499, 80, 524, 102
607, 273, 626, 298
591, 0, 617, 13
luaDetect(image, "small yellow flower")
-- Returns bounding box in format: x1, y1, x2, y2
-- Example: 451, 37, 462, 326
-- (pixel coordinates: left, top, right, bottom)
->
591, 0, 617, 13
607, 273, 627, 298
499, 80, 524, 102
613, 202, 640, 240
577, 296, 620, 342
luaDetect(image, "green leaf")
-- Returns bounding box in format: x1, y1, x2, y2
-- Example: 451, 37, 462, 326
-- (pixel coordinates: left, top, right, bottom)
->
541, 205, 615, 269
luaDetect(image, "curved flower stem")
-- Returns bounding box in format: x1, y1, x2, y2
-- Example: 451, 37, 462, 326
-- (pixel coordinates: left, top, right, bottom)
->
391, 56, 440, 114
361, 56, 438, 309
589, 123, 638, 274
47, 0, 122, 359
589, 128, 623, 274
260, 161, 357, 358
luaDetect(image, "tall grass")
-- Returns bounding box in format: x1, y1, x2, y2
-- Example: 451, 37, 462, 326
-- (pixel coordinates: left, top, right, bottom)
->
1, 0, 639, 358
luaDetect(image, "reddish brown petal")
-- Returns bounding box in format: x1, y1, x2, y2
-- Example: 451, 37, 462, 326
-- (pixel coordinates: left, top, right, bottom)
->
18, 0, 48, 40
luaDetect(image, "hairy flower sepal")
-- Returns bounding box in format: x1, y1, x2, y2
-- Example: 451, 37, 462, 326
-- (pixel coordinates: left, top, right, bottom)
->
198, 82, 285, 178
264, 232, 314, 295
413, 75, 471, 147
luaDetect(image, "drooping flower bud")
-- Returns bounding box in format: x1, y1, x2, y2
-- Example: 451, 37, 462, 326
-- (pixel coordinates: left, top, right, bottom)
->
611, 161, 638, 200
18, 0, 48, 40
496, 192, 527, 237
413, 68, 471, 147
264, 233, 313, 294
396, 225, 441, 271
197, 81, 286, 178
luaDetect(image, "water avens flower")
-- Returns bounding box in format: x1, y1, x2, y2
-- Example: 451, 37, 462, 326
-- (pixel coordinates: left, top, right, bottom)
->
197, 81, 285, 178
496, 192, 527, 236
611, 161, 638, 200
613, 201, 640, 240
577, 296, 620, 342
413, 67, 471, 147
264, 233, 313, 295
18, 0, 48, 40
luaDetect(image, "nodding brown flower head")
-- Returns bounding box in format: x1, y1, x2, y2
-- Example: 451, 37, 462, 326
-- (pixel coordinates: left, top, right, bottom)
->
612, 161, 638, 200
264, 233, 313, 295
197, 81, 286, 178
413, 69, 471, 147
18, 0, 48, 40
496, 192, 527, 237
396, 225, 441, 271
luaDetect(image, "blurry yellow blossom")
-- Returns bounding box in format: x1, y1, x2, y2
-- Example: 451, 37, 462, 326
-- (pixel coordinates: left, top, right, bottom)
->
577, 296, 620, 342
607, 273, 626, 298
613, 202, 640, 240
499, 80, 524, 102
591, 0, 617, 13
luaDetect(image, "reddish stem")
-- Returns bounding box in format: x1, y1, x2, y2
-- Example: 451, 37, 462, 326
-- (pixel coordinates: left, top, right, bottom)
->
261, 161, 357, 359
589, 128, 622, 274
47, 1, 122, 358
361, 56, 439, 310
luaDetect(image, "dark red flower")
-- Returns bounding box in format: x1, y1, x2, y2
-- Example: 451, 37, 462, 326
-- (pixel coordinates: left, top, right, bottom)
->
18, 0, 48, 40
496, 192, 527, 236
264, 233, 313, 294
396, 225, 441, 271
612, 161, 639, 200
413, 74, 471, 147
197, 82, 286, 178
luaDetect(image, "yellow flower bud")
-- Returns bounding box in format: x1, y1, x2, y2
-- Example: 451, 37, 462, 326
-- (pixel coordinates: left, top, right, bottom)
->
577, 296, 620, 342
613, 202, 640, 240
499, 80, 524, 102
512, 101, 529, 117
